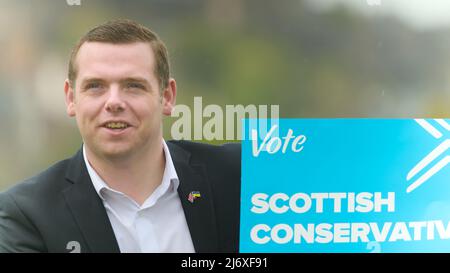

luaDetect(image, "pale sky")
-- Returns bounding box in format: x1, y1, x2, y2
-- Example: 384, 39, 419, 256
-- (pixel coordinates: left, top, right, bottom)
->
306, 0, 450, 30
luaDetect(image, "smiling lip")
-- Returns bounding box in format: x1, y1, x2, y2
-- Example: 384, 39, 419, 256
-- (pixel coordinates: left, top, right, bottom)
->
101, 120, 132, 128
100, 120, 133, 135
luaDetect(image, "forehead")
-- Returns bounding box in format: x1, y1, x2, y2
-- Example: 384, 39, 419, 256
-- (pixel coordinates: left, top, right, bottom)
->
75, 42, 156, 82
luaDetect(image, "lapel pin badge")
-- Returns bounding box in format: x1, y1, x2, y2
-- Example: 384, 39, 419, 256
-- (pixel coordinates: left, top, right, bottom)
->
188, 191, 201, 203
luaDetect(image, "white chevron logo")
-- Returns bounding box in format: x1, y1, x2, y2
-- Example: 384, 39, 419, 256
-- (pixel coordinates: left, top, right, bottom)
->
406, 119, 450, 193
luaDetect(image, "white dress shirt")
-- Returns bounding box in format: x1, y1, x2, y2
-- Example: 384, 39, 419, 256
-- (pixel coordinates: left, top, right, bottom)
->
82, 140, 195, 253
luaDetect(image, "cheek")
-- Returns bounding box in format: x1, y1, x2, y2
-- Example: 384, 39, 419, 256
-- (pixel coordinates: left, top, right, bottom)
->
133, 99, 163, 121
75, 100, 103, 124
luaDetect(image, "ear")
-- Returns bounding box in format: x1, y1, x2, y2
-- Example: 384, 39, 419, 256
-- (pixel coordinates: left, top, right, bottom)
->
64, 79, 76, 117
162, 78, 177, 116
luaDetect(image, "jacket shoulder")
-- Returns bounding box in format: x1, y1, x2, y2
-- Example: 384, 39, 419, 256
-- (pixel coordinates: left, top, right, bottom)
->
3, 157, 72, 200
0, 157, 74, 253
167, 140, 240, 166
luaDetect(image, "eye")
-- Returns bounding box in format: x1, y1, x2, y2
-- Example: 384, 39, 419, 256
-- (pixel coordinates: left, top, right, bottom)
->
126, 82, 145, 90
84, 82, 103, 90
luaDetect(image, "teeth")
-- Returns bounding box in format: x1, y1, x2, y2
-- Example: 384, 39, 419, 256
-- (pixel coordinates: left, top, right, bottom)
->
105, 122, 128, 129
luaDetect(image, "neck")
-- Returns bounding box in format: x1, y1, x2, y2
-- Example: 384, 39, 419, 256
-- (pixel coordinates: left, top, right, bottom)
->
85, 141, 166, 205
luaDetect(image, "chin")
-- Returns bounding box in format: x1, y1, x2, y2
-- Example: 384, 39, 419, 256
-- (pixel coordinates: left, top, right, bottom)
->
98, 144, 135, 159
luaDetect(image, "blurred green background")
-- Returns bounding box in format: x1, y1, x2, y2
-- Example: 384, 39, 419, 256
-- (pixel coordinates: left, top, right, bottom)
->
1, 0, 450, 190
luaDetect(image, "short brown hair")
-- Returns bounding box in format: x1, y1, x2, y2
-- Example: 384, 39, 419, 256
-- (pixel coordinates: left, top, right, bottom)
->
68, 19, 170, 90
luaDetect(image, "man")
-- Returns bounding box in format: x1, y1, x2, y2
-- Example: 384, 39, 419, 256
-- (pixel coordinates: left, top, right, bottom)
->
0, 19, 240, 253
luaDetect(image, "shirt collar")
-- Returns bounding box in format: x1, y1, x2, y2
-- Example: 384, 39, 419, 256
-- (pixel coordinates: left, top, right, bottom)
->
161, 139, 180, 190
83, 140, 180, 202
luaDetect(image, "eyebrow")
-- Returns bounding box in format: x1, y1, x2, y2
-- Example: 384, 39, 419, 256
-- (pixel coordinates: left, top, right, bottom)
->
80, 77, 151, 86
80, 78, 106, 85
119, 77, 150, 85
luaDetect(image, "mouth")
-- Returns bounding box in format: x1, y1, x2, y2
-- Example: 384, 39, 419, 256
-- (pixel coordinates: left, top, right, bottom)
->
101, 121, 132, 133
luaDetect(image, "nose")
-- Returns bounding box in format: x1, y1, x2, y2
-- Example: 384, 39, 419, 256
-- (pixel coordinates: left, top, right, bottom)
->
104, 86, 126, 113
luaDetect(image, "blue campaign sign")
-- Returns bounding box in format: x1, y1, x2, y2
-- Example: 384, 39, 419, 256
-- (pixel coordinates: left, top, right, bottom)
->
240, 119, 450, 253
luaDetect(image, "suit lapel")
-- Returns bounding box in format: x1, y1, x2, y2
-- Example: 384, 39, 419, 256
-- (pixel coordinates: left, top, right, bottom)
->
62, 149, 120, 253
168, 142, 220, 253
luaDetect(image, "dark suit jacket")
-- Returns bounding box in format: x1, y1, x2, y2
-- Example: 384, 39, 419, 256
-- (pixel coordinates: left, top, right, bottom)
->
0, 141, 241, 253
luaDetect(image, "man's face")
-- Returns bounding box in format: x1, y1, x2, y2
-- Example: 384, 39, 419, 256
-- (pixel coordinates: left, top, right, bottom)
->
64, 42, 175, 160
